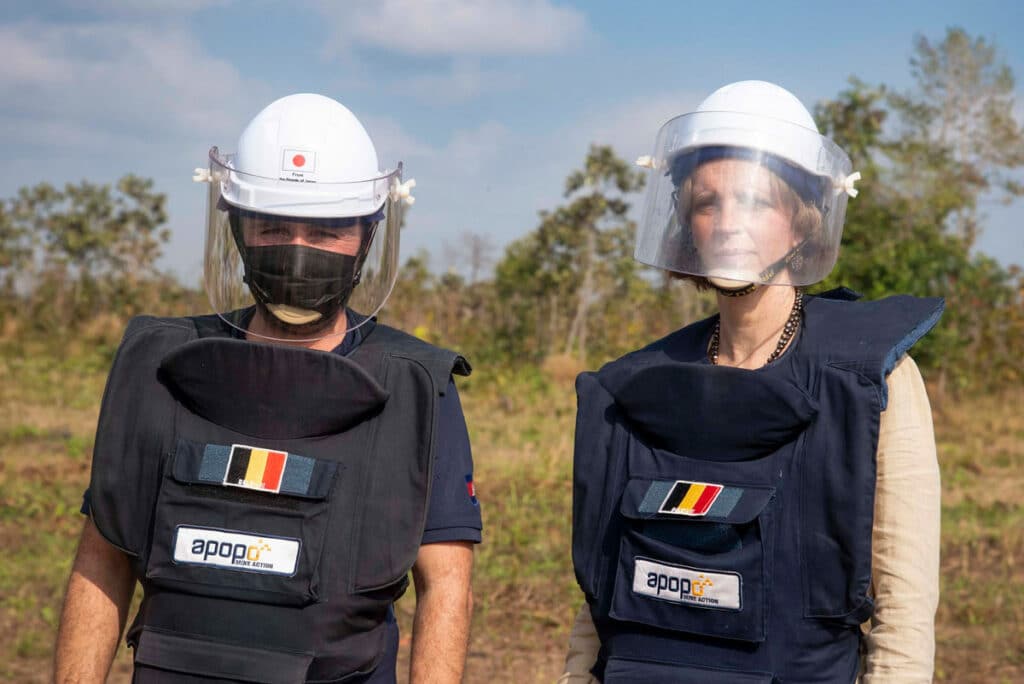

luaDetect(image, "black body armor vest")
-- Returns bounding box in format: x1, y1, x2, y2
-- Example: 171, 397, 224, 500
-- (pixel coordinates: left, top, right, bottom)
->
88, 314, 469, 682
572, 290, 942, 683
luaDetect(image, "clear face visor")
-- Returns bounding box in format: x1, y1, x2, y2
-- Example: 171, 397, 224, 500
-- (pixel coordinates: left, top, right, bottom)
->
202, 147, 404, 341
635, 114, 855, 288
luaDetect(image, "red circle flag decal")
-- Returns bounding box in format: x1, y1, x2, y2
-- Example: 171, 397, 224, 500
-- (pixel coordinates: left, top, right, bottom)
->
292, 154, 306, 167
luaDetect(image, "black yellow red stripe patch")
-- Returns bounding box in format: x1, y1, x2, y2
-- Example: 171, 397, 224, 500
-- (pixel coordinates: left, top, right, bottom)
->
225, 445, 288, 492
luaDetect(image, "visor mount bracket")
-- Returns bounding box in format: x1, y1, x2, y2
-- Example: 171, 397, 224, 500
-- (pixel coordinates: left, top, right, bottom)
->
840, 171, 861, 198
391, 177, 417, 206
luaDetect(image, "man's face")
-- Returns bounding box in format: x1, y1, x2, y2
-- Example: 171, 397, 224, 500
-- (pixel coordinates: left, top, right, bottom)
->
240, 215, 364, 256
233, 212, 375, 333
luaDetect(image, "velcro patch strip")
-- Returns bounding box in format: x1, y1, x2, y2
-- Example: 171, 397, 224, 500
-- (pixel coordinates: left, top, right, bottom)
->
638, 480, 743, 518
198, 443, 316, 495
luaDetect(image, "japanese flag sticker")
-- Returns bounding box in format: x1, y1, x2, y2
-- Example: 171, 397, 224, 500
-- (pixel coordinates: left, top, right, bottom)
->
282, 148, 316, 173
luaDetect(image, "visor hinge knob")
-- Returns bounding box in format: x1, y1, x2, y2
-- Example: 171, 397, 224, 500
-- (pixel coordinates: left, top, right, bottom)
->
841, 171, 861, 198
391, 177, 417, 205
193, 167, 212, 183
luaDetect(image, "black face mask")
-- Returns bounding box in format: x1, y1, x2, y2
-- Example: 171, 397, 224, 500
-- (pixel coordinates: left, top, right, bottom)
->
242, 244, 359, 322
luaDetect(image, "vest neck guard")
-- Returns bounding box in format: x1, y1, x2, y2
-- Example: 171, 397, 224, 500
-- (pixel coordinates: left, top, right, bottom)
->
159, 338, 389, 439
598, 360, 818, 460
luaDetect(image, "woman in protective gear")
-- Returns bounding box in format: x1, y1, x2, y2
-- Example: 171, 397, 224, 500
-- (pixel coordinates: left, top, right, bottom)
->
560, 80, 940, 683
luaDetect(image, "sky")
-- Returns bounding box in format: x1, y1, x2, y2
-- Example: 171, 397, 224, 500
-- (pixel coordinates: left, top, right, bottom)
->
1, 0, 1022, 285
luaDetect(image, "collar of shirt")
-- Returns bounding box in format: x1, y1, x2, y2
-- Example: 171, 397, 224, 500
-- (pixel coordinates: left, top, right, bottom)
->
229, 307, 374, 357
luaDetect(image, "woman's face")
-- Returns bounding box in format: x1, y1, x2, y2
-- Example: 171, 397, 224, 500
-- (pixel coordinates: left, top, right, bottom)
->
684, 158, 799, 280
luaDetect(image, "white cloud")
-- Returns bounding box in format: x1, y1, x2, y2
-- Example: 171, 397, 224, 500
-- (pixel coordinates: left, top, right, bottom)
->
359, 117, 510, 178
0, 17, 275, 280
388, 97, 698, 268
319, 0, 588, 57
0, 21, 270, 150
573, 91, 705, 161
0, 115, 124, 151
60, 0, 231, 16
361, 115, 436, 163
393, 59, 524, 104
441, 120, 511, 175
0, 27, 73, 85
368, 119, 518, 256
407, 90, 708, 265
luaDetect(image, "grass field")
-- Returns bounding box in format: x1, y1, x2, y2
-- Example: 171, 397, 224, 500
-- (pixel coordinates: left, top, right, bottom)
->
0, 344, 1021, 683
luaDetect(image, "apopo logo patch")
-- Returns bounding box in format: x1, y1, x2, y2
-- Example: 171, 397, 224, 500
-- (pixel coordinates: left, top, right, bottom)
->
632, 557, 741, 611
172, 526, 300, 576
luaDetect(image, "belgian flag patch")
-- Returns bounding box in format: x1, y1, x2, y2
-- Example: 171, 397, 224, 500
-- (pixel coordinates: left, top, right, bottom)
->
658, 481, 727, 516
224, 445, 289, 493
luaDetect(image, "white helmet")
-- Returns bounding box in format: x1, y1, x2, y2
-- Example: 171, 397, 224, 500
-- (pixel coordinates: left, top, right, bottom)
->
197, 94, 415, 341
220, 93, 391, 218
634, 80, 859, 290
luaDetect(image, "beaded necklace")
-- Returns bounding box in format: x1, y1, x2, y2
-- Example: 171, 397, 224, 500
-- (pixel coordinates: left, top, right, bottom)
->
709, 290, 804, 367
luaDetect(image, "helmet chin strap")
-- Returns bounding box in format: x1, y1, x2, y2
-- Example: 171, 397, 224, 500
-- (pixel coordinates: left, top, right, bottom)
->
708, 277, 759, 297
266, 303, 323, 325
708, 240, 807, 298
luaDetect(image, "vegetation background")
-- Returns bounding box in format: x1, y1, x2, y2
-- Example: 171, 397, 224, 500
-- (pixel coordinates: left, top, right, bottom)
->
0, 27, 1021, 683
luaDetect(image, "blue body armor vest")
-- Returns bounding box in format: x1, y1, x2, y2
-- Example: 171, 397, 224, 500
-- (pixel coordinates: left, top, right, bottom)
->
89, 314, 469, 682
572, 290, 942, 683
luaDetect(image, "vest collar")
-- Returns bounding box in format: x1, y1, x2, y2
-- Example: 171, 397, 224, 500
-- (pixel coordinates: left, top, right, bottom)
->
598, 359, 817, 460
159, 337, 389, 439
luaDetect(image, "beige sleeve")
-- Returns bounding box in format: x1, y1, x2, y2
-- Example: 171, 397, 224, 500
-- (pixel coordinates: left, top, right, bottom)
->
557, 602, 602, 684
861, 354, 940, 683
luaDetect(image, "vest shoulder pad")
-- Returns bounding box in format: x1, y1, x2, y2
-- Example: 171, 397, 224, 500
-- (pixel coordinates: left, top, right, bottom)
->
803, 293, 943, 405
89, 316, 197, 555
122, 314, 202, 344
186, 312, 237, 338
359, 323, 471, 394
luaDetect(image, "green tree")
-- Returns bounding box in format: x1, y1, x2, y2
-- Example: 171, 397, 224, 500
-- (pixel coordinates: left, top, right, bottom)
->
19, 175, 169, 280
890, 27, 1024, 245
0, 200, 31, 317
1, 175, 181, 336
493, 145, 647, 362
814, 28, 1024, 390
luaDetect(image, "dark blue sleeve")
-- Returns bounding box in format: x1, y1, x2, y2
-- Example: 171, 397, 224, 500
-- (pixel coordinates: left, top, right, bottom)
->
421, 379, 482, 545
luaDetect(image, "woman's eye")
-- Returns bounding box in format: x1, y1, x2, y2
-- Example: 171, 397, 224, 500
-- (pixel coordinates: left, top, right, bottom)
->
737, 193, 772, 209
693, 194, 716, 213
259, 226, 288, 235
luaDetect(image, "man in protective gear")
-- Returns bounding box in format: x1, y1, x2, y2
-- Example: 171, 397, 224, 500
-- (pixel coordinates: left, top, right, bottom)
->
55, 93, 481, 684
